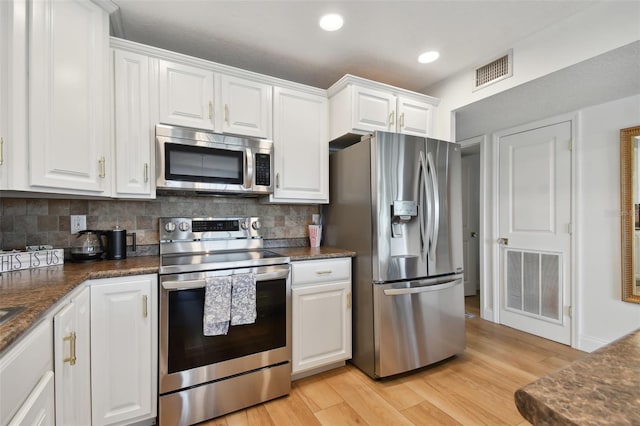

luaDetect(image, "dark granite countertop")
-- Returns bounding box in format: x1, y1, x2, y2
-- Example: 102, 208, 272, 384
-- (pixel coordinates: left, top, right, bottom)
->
515, 328, 640, 425
0, 246, 355, 355
274, 246, 356, 261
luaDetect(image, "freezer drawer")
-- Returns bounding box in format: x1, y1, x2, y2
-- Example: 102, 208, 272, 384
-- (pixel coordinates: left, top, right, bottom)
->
373, 275, 465, 378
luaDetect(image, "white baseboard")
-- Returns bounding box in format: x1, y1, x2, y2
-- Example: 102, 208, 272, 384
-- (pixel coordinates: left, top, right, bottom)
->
577, 334, 610, 353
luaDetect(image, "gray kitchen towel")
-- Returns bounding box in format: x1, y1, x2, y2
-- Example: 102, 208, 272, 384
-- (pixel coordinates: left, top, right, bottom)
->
230, 272, 257, 325
203, 275, 232, 336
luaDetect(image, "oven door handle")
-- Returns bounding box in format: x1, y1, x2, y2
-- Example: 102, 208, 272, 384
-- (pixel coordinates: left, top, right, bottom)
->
162, 270, 289, 290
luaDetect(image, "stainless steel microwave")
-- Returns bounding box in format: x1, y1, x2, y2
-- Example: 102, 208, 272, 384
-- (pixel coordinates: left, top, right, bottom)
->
156, 124, 273, 195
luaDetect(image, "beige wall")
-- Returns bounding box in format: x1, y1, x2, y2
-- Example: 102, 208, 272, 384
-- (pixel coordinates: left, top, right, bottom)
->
0, 195, 319, 253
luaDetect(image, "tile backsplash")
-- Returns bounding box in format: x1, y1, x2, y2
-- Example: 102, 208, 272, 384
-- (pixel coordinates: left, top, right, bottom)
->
0, 195, 320, 254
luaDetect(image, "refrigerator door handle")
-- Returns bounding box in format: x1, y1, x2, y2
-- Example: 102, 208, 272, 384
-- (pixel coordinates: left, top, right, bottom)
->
383, 278, 462, 296
419, 152, 431, 260
427, 152, 440, 259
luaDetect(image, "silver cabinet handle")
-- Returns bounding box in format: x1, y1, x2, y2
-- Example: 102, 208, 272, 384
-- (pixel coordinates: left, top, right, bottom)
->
208, 101, 213, 119
347, 291, 352, 308
63, 331, 77, 366
389, 110, 395, 126
400, 112, 405, 128
383, 279, 461, 296
224, 104, 229, 123
315, 270, 333, 275
142, 295, 148, 318
143, 163, 149, 183
276, 173, 280, 189
0, 136, 4, 165
98, 157, 106, 178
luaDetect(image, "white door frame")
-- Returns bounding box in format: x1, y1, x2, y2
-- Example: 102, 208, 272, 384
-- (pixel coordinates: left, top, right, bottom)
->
489, 113, 580, 348
458, 135, 489, 319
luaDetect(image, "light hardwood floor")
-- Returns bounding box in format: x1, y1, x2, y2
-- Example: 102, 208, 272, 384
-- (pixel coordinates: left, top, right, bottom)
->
201, 296, 584, 425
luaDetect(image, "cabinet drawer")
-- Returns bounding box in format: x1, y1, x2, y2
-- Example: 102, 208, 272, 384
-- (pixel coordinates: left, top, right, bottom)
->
292, 258, 351, 285
0, 320, 53, 425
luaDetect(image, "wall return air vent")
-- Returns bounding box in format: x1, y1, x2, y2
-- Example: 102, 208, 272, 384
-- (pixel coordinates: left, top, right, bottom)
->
473, 50, 513, 91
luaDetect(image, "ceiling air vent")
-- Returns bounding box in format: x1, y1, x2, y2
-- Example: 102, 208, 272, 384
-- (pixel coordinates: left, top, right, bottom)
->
473, 50, 513, 91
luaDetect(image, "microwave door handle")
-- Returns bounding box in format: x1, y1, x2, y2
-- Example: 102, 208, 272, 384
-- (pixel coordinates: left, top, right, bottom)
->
244, 148, 253, 189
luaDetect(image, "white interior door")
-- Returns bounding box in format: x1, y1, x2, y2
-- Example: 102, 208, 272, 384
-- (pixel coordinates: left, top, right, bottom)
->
498, 121, 572, 344
462, 153, 480, 296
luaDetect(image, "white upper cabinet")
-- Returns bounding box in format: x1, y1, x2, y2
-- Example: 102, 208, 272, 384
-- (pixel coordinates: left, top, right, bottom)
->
396, 96, 434, 137
219, 74, 272, 138
28, 0, 111, 195
352, 86, 397, 133
270, 86, 329, 203
328, 75, 439, 141
0, 0, 8, 190
158, 59, 215, 130
113, 49, 154, 198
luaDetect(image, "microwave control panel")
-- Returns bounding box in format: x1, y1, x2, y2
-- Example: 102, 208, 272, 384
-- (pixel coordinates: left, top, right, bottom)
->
255, 153, 271, 186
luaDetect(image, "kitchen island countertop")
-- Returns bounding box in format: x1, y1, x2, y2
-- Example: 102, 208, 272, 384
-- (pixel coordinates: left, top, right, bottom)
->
0, 246, 355, 354
515, 328, 640, 425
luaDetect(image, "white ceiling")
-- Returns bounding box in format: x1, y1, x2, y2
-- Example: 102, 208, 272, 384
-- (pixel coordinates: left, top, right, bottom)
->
109, 0, 598, 92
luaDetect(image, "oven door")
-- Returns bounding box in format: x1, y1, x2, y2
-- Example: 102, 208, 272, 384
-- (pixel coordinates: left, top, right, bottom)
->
159, 264, 291, 394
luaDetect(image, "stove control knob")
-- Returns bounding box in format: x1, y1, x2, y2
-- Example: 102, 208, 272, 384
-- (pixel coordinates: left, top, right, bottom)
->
179, 221, 190, 232
251, 220, 261, 230
240, 219, 250, 230
164, 222, 176, 233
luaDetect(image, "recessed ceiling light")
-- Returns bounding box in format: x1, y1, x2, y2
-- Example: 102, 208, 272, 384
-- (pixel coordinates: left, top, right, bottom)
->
418, 51, 440, 64
319, 14, 344, 32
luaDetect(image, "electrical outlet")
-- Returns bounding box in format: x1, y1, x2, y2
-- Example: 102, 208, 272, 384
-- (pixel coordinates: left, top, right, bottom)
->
70, 215, 86, 234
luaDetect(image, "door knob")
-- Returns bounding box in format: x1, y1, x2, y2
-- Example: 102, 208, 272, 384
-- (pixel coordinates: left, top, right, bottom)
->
471, 232, 478, 238
497, 237, 509, 245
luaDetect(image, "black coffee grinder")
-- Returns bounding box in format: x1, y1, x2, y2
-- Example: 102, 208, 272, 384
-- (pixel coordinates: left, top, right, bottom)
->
104, 226, 137, 259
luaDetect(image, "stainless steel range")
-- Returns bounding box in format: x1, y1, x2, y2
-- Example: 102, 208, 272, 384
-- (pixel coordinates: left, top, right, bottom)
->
158, 216, 291, 425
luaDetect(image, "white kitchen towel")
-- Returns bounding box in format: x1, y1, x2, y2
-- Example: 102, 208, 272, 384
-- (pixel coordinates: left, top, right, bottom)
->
230, 272, 257, 326
203, 275, 232, 336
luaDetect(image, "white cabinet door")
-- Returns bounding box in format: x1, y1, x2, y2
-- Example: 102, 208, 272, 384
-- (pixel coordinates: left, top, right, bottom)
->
54, 286, 91, 426
219, 74, 271, 138
397, 96, 433, 137
0, 321, 53, 426
292, 281, 351, 374
158, 59, 214, 130
352, 86, 396, 133
29, 0, 110, 194
7, 371, 55, 426
270, 87, 328, 203
90, 274, 158, 426
0, 0, 7, 189
291, 258, 352, 375
113, 49, 154, 198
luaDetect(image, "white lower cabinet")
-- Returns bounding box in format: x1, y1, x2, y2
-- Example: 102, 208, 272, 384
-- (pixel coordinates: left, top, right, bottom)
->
0, 321, 54, 425
90, 274, 158, 426
54, 286, 91, 426
291, 258, 352, 376
7, 371, 55, 426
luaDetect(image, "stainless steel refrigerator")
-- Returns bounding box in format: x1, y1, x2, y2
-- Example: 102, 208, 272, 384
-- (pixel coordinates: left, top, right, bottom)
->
325, 131, 465, 379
